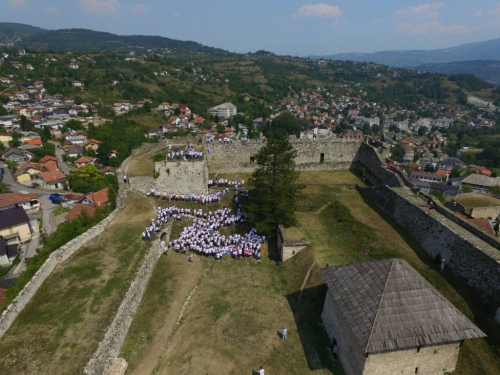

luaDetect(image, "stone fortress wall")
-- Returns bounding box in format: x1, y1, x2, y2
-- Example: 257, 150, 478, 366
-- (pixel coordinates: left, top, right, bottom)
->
359, 185, 500, 311
205, 136, 365, 173
154, 160, 208, 195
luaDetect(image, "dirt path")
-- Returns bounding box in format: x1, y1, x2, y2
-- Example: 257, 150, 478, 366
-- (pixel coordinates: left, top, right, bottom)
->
130, 254, 204, 375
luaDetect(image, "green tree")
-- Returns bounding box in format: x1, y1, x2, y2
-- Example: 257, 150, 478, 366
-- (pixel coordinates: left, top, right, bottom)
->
248, 132, 304, 234
0, 106, 7, 116
488, 185, 500, 196
264, 113, 300, 138
417, 126, 426, 137
8, 132, 22, 147
462, 185, 473, 193
216, 124, 225, 134
20, 115, 33, 131
0, 182, 11, 194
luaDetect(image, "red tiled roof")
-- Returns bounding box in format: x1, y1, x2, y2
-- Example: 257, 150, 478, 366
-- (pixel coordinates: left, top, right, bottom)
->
65, 204, 96, 221
22, 139, 42, 146
76, 156, 93, 164
39, 155, 59, 163
39, 170, 66, 183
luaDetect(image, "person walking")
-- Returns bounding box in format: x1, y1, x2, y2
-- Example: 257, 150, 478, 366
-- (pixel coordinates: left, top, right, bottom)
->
259, 366, 265, 375
282, 327, 287, 340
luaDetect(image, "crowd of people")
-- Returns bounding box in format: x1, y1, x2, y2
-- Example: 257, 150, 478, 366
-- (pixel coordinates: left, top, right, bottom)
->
142, 203, 265, 260
164, 144, 204, 162
146, 187, 231, 204
170, 207, 264, 259
208, 178, 245, 190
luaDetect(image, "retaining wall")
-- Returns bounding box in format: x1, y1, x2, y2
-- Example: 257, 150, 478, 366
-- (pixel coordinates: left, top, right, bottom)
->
359, 185, 500, 311
470, 206, 500, 220
154, 160, 208, 195
0, 155, 131, 339
84, 223, 172, 375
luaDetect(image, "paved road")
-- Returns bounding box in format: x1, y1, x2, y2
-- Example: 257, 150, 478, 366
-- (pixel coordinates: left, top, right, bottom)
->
1, 163, 59, 235
52, 142, 72, 175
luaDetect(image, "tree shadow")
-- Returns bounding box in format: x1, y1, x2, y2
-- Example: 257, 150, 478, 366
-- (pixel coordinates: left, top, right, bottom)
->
286, 285, 345, 375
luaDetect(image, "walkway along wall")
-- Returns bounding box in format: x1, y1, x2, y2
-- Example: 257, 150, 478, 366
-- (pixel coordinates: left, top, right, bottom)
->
359, 185, 500, 312
0, 155, 132, 339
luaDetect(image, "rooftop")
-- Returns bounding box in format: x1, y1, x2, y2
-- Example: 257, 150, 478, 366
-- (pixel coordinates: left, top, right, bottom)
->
320, 258, 486, 354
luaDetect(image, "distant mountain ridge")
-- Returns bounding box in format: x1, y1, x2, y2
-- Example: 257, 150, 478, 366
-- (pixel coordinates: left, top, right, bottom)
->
0, 22, 227, 54
416, 60, 500, 86
309, 38, 500, 67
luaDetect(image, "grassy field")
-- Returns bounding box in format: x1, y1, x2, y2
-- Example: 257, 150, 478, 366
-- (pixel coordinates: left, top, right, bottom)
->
120, 170, 500, 375
456, 195, 500, 209
0, 194, 154, 375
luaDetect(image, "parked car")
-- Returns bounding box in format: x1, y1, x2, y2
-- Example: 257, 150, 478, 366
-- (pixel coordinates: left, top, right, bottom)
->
49, 193, 66, 204
64, 194, 76, 200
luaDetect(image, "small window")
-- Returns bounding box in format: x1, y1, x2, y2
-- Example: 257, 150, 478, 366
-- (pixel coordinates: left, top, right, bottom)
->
417, 346, 422, 353
415, 367, 419, 374
250, 156, 255, 163
434, 349, 437, 354
320, 153, 325, 163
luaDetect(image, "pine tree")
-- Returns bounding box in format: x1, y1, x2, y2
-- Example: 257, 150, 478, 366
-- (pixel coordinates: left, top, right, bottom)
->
248, 132, 304, 234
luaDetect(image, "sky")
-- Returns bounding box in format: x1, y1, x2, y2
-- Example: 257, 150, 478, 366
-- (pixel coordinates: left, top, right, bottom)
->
2, 0, 500, 56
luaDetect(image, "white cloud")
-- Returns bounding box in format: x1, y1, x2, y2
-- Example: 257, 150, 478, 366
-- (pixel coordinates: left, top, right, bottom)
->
394, 3, 444, 21
129, 3, 149, 15
8, 0, 29, 10
397, 20, 476, 36
291, 3, 342, 23
78, 0, 122, 17
43, 6, 62, 15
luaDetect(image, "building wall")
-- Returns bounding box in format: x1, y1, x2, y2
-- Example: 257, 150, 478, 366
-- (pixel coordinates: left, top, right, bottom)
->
322, 292, 367, 375
364, 342, 461, 375
359, 185, 500, 311
0, 222, 31, 243
470, 206, 500, 220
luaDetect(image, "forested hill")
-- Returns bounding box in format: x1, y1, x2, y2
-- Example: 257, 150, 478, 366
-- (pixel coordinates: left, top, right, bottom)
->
415, 60, 500, 86
0, 23, 228, 54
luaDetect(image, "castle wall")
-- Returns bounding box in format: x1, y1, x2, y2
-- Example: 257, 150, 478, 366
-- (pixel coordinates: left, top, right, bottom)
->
205, 138, 364, 173
359, 185, 500, 310
154, 160, 208, 195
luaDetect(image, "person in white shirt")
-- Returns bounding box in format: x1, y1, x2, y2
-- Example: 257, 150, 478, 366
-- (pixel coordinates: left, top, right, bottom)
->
259, 366, 265, 375
282, 327, 287, 340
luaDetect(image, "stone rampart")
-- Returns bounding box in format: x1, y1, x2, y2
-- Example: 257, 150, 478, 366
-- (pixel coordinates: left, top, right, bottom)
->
0, 155, 132, 339
359, 185, 500, 311
205, 137, 364, 173
154, 160, 208, 195
84, 222, 172, 375
356, 142, 401, 187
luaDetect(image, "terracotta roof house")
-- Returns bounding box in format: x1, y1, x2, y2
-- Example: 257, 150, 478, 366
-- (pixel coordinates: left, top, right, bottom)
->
65, 204, 96, 222
100, 166, 116, 175
22, 138, 42, 147
14, 162, 46, 183
82, 139, 101, 151
75, 156, 94, 168
75, 188, 110, 208
320, 259, 486, 375
0, 192, 39, 211
37, 170, 67, 190
38, 155, 59, 164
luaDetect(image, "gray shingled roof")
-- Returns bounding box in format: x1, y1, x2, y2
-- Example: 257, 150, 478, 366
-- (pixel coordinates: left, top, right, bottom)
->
320, 259, 486, 354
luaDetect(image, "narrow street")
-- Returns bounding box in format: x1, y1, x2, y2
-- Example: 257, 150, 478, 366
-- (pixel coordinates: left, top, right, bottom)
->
1, 163, 61, 277
52, 142, 72, 175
